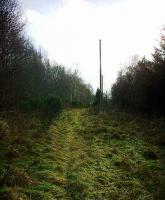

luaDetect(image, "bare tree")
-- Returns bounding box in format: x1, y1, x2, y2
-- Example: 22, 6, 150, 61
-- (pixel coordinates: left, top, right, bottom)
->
0, 0, 25, 110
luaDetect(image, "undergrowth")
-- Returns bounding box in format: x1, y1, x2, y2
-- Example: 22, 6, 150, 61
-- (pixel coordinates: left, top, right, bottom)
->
0, 109, 164, 199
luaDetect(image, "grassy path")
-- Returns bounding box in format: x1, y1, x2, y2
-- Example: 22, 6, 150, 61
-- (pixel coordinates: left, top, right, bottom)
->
49, 110, 95, 199
0, 109, 164, 199
45, 109, 162, 199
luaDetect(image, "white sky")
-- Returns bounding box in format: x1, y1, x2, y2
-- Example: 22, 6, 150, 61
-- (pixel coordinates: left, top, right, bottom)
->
21, 0, 165, 91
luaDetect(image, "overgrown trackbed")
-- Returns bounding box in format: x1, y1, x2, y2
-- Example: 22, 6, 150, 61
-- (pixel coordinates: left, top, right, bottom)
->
0, 109, 164, 199
45, 109, 162, 199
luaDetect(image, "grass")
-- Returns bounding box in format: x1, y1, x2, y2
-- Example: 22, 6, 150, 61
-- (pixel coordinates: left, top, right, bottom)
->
0, 109, 164, 199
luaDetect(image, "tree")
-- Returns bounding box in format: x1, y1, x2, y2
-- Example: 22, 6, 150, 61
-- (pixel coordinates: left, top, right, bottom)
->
0, 0, 93, 112
93, 88, 101, 106
0, 0, 25, 110
111, 30, 165, 115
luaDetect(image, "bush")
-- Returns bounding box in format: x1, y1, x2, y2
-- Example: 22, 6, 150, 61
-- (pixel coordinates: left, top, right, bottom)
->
72, 101, 83, 107
43, 95, 63, 116
93, 88, 101, 106
18, 96, 63, 116
18, 98, 43, 112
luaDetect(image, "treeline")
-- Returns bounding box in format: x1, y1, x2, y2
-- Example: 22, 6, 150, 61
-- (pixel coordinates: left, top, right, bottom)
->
111, 31, 165, 115
0, 0, 93, 113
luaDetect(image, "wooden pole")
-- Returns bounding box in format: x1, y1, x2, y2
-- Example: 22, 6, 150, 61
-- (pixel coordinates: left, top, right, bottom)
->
99, 39, 102, 94
102, 74, 103, 95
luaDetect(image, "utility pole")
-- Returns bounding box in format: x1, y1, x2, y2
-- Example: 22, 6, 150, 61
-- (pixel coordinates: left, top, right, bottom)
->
99, 39, 102, 95
101, 74, 103, 95
99, 39, 104, 109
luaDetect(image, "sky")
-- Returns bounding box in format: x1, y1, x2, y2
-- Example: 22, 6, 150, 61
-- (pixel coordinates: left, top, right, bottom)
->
20, 0, 165, 91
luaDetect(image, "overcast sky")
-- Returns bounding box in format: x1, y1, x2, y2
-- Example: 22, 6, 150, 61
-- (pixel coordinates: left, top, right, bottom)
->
21, 0, 165, 91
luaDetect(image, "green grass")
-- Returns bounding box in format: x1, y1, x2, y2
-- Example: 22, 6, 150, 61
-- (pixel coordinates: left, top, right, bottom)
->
0, 109, 164, 199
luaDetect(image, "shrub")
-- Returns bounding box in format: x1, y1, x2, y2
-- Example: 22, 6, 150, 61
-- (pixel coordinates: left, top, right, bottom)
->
72, 101, 83, 107
18, 95, 63, 117
18, 98, 44, 112
43, 95, 63, 116
93, 88, 101, 106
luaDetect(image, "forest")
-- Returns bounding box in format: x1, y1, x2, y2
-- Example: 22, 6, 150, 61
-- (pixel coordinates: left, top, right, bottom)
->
0, 0, 93, 113
111, 32, 165, 115
0, 0, 165, 199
